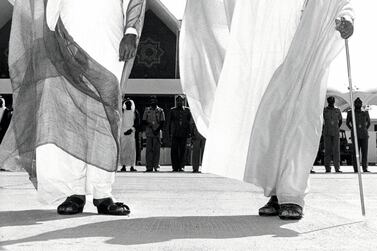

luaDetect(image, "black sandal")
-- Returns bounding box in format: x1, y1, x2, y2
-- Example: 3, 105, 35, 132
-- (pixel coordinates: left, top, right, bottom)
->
259, 196, 279, 216
278, 203, 303, 220
93, 197, 131, 216
57, 195, 86, 215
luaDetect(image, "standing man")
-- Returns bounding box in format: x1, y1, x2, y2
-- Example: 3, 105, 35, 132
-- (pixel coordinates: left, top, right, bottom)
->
323, 96, 343, 173
346, 98, 371, 173
168, 95, 191, 172
119, 98, 140, 172
1, 0, 146, 215
181, 0, 354, 220
142, 96, 165, 172
135, 105, 143, 166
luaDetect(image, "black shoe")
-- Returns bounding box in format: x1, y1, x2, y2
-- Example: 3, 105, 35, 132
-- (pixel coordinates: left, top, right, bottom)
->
335, 170, 342, 173
144, 169, 153, 172
279, 204, 303, 220
154, 166, 159, 172
363, 170, 370, 173
93, 197, 130, 216
310, 170, 316, 174
120, 166, 127, 172
130, 166, 137, 172
192, 170, 201, 173
259, 196, 279, 216
57, 195, 85, 215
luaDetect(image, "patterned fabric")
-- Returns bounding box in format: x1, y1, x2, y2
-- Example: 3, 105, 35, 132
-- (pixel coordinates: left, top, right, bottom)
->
0, 0, 145, 187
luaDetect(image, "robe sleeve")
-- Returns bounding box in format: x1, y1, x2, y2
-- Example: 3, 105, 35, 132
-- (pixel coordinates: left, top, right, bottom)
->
45, 0, 62, 31
337, 0, 354, 22
122, 0, 146, 37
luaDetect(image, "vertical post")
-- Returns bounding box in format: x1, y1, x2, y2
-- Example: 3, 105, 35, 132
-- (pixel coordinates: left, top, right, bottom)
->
345, 39, 366, 216
175, 24, 181, 79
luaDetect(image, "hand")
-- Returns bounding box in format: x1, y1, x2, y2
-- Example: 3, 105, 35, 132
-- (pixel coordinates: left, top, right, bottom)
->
124, 129, 133, 135
119, 34, 137, 61
336, 17, 353, 39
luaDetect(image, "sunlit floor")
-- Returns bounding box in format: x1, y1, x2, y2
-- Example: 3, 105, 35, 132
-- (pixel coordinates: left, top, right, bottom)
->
1, 166, 377, 251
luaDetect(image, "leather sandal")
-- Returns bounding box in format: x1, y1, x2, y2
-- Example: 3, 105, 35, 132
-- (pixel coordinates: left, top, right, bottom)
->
57, 195, 85, 215
93, 197, 130, 216
278, 203, 303, 220
259, 196, 279, 216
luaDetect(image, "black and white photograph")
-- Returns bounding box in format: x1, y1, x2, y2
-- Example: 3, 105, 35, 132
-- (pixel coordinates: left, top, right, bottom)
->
0, 0, 377, 250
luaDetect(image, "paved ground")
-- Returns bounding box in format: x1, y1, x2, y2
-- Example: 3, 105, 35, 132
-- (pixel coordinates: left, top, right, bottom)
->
1, 165, 377, 251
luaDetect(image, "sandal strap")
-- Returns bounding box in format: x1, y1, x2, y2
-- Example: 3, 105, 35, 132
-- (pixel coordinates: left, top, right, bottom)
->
63, 195, 85, 207
279, 203, 303, 212
113, 202, 130, 210
279, 203, 303, 218
94, 198, 131, 215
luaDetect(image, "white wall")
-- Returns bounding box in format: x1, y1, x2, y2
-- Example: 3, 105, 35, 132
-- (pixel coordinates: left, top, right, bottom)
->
0, 79, 12, 93
1, 78, 183, 95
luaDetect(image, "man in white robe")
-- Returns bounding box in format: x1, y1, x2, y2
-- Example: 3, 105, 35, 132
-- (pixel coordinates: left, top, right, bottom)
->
119, 99, 138, 172
2, 0, 146, 215
180, 0, 353, 220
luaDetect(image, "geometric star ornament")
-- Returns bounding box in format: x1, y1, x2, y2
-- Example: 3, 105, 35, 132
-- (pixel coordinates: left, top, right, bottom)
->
137, 37, 165, 68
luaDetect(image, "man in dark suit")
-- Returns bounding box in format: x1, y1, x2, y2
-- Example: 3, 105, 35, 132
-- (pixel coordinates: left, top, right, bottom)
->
168, 95, 191, 172
346, 98, 371, 173
323, 96, 343, 173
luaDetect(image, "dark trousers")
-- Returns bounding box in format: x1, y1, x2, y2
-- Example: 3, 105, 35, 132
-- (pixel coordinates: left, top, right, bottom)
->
171, 137, 187, 171
146, 137, 161, 171
323, 135, 340, 171
192, 138, 205, 171
351, 137, 369, 172
135, 131, 141, 162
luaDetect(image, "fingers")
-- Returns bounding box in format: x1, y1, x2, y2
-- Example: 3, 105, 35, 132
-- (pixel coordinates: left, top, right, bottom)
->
337, 22, 353, 39
126, 47, 137, 61
120, 46, 136, 62
119, 45, 125, 61
130, 48, 137, 58
341, 27, 353, 39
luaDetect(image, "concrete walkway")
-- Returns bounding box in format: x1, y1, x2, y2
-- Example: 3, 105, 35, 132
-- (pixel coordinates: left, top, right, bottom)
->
1, 166, 377, 250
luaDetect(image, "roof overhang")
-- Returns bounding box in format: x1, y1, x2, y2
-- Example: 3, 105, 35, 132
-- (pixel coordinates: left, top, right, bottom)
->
0, 0, 181, 34
146, 0, 181, 35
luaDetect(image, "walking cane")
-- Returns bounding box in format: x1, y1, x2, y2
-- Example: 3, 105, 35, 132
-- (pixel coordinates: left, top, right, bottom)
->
344, 39, 366, 216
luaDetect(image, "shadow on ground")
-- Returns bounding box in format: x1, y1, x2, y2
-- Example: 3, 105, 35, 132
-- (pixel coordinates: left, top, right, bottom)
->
0, 210, 96, 228
0, 211, 299, 247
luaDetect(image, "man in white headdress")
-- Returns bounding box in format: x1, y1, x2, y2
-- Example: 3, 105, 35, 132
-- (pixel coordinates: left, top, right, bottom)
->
1, 0, 146, 215
181, 0, 353, 220
119, 98, 139, 172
